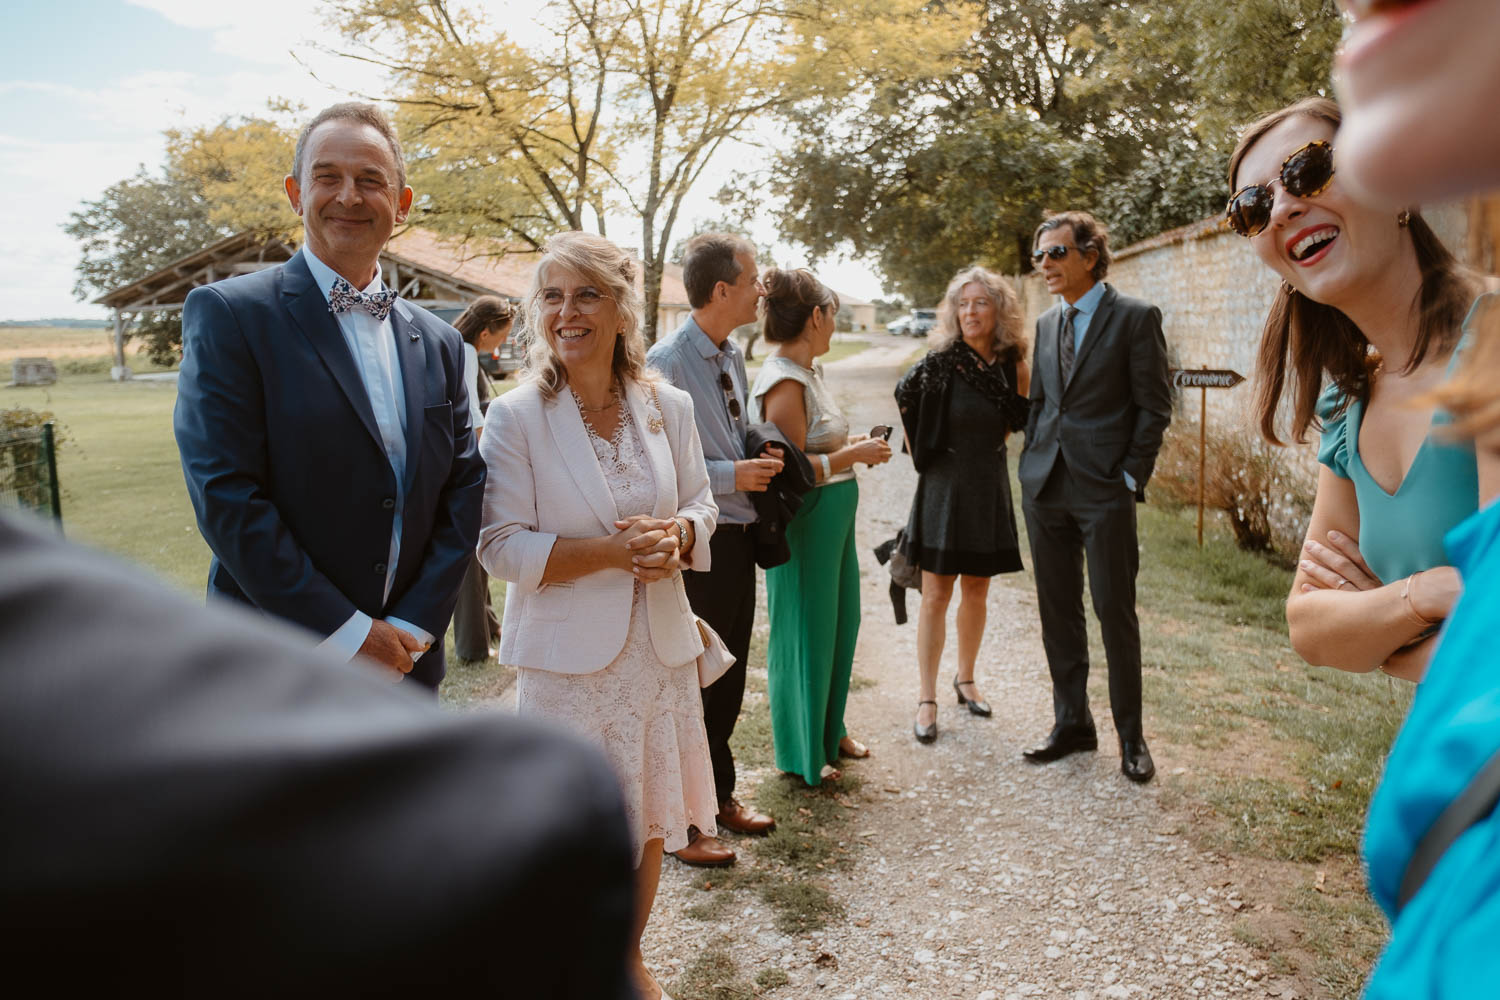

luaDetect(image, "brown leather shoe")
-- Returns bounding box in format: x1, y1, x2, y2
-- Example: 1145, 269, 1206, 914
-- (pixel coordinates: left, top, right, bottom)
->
672, 831, 736, 867
716, 798, 776, 836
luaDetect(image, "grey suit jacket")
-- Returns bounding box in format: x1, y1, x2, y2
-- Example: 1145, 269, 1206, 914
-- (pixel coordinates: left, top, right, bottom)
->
1018, 284, 1172, 506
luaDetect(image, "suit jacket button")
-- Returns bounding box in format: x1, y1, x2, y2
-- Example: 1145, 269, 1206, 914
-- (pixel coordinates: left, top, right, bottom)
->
374, 562, 387, 574
381, 497, 395, 510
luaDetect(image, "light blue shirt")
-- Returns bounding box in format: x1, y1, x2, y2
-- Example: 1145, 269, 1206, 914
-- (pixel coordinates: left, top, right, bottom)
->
1060, 281, 1135, 492
1064, 279, 1107, 355
301, 248, 432, 660
647, 315, 756, 525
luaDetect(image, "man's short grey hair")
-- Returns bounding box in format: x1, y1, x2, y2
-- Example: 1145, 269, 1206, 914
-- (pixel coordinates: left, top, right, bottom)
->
292, 102, 407, 191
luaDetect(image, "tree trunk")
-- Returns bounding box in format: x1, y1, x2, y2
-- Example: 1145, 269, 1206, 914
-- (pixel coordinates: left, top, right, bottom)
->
642, 255, 663, 346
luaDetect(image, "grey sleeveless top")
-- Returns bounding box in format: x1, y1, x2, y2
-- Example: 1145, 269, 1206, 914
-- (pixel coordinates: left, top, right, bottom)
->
749, 355, 854, 486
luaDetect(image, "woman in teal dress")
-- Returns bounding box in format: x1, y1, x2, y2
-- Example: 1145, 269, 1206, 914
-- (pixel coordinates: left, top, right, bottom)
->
1227, 97, 1485, 681
1333, 2, 1500, 992
750, 268, 892, 785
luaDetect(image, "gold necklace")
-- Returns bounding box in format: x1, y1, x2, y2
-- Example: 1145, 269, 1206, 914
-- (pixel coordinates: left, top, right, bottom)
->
571, 385, 619, 413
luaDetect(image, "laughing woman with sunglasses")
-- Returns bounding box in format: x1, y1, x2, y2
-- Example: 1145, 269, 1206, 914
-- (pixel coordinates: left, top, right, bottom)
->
1229, 96, 1485, 681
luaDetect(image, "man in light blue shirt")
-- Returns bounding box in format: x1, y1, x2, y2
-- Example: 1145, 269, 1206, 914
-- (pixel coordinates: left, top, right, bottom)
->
1016, 211, 1172, 784
174, 103, 485, 691
648, 233, 782, 866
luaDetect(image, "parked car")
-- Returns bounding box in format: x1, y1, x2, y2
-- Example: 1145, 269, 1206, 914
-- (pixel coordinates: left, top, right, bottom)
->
909, 308, 938, 337
886, 315, 913, 336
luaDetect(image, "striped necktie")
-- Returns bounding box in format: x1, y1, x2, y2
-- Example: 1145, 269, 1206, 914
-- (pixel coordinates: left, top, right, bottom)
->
1059, 306, 1080, 384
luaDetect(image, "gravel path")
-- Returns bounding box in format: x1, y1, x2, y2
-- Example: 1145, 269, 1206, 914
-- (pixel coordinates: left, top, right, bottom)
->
642, 335, 1294, 1000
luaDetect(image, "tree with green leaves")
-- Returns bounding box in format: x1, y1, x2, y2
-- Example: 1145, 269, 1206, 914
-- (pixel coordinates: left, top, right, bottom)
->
66, 112, 296, 363
320, 0, 948, 340
766, 0, 1341, 303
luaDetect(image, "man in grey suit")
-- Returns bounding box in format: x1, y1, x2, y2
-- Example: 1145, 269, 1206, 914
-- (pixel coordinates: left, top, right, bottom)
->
1017, 211, 1172, 783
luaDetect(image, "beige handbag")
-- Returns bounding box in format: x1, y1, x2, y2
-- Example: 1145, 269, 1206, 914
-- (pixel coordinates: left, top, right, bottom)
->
695, 616, 736, 688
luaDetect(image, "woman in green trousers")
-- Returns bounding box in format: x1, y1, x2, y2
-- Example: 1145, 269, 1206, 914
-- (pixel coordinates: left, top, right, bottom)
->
750, 268, 891, 785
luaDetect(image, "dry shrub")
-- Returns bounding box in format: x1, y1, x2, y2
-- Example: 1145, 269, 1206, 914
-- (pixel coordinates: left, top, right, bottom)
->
1153, 419, 1314, 566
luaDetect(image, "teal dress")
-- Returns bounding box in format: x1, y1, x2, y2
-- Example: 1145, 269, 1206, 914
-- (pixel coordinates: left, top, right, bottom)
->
1361, 292, 1500, 996
1316, 346, 1477, 584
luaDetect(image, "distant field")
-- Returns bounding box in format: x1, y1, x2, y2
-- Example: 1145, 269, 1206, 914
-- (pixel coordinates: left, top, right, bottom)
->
0, 326, 117, 361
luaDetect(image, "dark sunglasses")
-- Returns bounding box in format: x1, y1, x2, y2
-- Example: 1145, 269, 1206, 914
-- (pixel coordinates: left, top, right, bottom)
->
718, 372, 742, 421
1226, 139, 1335, 238
1030, 244, 1075, 264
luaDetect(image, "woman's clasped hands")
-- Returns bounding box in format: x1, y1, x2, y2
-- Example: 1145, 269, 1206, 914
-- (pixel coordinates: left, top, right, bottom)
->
613, 514, 685, 581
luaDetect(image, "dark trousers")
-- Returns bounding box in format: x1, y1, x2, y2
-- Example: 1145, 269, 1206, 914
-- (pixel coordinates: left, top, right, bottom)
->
452, 555, 501, 661
1022, 458, 1143, 742
683, 525, 756, 807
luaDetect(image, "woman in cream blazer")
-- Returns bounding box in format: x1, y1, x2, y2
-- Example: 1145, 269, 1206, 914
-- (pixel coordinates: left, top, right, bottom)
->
481, 373, 716, 672
476, 232, 716, 1000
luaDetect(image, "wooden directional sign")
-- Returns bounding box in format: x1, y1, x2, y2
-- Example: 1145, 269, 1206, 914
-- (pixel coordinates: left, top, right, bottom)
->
1171, 366, 1247, 547
1171, 368, 1245, 390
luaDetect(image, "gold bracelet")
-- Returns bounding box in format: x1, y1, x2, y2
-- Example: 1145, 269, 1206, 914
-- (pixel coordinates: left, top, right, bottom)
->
1400, 571, 1441, 628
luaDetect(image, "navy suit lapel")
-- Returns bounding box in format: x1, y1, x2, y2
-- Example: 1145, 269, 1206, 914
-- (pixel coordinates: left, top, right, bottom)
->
280, 252, 385, 452
391, 302, 428, 494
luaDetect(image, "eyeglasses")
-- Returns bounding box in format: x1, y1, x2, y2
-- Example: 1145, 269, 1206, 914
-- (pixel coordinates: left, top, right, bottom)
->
1030, 244, 1076, 264
718, 372, 742, 422
1226, 139, 1335, 238
536, 287, 612, 314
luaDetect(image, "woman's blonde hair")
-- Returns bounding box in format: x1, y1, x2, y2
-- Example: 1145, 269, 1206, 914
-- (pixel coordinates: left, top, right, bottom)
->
930, 266, 1027, 364
1430, 294, 1500, 439
520, 231, 653, 398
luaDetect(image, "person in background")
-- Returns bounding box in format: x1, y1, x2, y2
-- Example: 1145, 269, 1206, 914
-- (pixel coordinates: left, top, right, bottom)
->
894, 266, 1030, 744
1330, 1, 1500, 993
750, 267, 891, 785
1228, 97, 1484, 682
478, 231, 717, 1000
647, 233, 780, 868
1017, 211, 1172, 784
452, 295, 515, 662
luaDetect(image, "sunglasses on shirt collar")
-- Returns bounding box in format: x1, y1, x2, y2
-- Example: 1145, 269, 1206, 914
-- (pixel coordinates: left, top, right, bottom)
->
1225, 139, 1335, 238
718, 372, 742, 421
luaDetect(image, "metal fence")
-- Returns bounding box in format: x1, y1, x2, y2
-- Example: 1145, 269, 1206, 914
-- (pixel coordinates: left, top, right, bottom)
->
0, 421, 62, 524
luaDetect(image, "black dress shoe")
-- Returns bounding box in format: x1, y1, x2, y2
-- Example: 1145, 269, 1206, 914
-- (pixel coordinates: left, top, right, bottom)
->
1120, 738, 1155, 783
1022, 725, 1098, 763
953, 678, 992, 717
913, 700, 938, 744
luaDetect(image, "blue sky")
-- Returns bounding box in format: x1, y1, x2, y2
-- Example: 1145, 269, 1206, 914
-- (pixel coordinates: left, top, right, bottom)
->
2, 0, 882, 321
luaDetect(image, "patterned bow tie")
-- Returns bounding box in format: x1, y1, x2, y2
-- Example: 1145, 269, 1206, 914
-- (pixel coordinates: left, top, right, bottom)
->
329, 276, 397, 321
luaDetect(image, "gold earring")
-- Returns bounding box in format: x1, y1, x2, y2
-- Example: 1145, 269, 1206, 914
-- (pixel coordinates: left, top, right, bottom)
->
1398, 209, 1411, 228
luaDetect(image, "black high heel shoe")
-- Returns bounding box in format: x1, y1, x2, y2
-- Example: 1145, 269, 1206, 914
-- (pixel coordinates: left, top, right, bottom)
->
913, 700, 938, 744
954, 679, 992, 717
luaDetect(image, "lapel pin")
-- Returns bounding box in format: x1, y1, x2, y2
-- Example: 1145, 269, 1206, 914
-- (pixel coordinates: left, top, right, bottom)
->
409, 333, 420, 342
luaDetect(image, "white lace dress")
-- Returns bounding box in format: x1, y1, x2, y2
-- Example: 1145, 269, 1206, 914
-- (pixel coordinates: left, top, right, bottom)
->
514, 401, 718, 865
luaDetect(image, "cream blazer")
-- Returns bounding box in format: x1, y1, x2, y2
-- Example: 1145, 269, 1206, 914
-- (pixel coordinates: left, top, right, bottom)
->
477, 376, 717, 674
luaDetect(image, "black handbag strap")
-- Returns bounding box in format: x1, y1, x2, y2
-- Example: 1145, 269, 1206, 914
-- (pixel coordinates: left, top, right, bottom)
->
1398, 747, 1500, 911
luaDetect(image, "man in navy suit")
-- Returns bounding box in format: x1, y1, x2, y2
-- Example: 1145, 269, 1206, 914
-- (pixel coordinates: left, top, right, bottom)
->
174, 102, 485, 689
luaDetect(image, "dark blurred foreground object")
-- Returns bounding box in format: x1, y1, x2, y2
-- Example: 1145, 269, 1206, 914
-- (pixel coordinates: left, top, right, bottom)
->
0, 511, 635, 999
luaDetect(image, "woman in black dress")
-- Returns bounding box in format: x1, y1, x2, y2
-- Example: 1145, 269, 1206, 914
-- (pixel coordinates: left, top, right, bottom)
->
895, 267, 1030, 744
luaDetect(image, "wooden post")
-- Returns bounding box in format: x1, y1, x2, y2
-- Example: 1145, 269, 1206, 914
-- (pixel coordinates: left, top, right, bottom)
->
1197, 366, 1207, 547
110, 309, 129, 382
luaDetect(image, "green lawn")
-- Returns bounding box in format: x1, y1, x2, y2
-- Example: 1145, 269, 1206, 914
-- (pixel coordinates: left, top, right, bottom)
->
2, 371, 207, 590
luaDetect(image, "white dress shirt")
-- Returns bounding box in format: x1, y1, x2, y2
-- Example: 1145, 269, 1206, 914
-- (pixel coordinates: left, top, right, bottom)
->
302, 249, 434, 661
